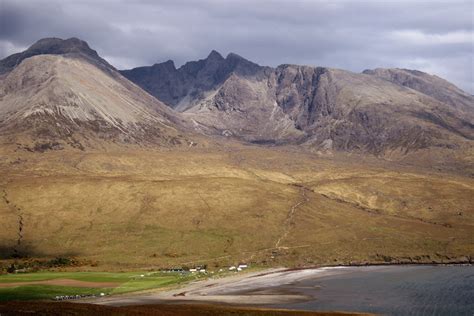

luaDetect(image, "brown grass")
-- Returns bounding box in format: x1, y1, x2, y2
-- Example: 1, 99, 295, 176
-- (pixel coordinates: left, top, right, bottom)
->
0, 143, 472, 270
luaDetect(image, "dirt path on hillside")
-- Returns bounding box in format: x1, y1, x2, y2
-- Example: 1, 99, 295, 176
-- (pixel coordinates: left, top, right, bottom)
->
0, 279, 121, 288
275, 186, 310, 249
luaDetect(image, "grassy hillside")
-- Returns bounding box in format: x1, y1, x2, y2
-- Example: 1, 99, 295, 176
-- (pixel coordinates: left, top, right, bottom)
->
0, 143, 472, 270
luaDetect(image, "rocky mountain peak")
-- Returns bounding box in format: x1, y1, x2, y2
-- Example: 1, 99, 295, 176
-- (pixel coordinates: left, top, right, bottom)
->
0, 52, 188, 150
206, 50, 224, 62
28, 37, 92, 54
0, 37, 114, 74
225, 52, 244, 60
220, 52, 262, 78
120, 50, 266, 109
225, 52, 258, 67
152, 59, 176, 71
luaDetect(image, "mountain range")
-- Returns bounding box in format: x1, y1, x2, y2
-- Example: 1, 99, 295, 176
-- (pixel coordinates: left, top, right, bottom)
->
0, 37, 472, 157
121, 49, 473, 156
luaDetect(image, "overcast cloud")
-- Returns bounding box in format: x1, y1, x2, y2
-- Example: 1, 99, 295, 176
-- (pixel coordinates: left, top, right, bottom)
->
0, 0, 472, 93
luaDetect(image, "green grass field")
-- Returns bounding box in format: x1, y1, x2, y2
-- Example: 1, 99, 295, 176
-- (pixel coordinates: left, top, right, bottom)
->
0, 285, 111, 301
0, 271, 202, 301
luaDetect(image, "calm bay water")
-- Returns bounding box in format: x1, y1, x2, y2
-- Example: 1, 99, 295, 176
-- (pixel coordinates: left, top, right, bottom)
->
268, 265, 473, 316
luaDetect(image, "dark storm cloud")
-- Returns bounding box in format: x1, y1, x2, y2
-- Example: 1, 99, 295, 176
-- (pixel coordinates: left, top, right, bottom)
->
0, 0, 472, 92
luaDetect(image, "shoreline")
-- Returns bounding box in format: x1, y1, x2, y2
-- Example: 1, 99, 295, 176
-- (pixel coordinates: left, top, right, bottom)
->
1, 264, 470, 315
81, 267, 329, 306
282, 260, 473, 271
82, 263, 472, 307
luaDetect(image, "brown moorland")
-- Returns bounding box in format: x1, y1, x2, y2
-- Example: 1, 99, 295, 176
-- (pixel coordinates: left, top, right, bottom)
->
0, 142, 472, 270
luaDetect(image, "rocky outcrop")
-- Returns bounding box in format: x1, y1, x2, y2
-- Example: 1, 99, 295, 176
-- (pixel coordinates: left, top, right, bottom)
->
272, 65, 339, 129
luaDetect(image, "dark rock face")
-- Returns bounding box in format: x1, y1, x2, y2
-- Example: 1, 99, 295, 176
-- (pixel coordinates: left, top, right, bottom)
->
120, 60, 186, 107
273, 66, 339, 130
120, 51, 266, 111
0, 37, 114, 74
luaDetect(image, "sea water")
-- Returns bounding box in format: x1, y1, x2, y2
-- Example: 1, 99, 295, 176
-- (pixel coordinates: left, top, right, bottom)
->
268, 265, 473, 316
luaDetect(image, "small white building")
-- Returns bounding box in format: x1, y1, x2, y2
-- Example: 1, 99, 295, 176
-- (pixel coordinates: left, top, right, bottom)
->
228, 266, 236, 271
189, 268, 197, 273
238, 264, 248, 269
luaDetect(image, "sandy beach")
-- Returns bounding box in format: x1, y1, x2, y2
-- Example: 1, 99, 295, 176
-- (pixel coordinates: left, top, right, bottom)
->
85, 267, 349, 306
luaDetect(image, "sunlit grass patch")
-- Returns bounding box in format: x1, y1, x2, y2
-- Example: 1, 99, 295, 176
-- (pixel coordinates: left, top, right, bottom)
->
0, 271, 199, 301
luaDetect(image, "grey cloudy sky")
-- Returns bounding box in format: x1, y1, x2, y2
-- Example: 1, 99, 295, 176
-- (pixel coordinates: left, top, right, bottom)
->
0, 0, 473, 93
